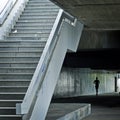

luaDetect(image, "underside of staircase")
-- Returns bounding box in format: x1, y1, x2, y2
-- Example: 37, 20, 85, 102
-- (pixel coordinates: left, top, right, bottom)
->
0, 0, 59, 119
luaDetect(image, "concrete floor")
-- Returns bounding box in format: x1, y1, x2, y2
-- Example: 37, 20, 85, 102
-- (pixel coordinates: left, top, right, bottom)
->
83, 93, 120, 120
46, 103, 90, 120
51, 92, 120, 120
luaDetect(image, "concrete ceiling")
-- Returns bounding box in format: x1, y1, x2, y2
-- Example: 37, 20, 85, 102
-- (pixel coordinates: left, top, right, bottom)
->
50, 0, 120, 30
50, 0, 120, 71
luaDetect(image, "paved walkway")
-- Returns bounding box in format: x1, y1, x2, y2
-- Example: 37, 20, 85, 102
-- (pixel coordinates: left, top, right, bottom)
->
51, 92, 120, 120
46, 103, 90, 120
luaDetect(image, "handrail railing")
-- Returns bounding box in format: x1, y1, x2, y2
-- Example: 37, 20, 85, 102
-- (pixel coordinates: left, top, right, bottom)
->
16, 9, 75, 115
0, 0, 9, 15
0, 0, 17, 25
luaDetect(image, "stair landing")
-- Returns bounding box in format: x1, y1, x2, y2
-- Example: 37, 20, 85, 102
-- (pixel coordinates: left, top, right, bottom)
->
46, 103, 91, 120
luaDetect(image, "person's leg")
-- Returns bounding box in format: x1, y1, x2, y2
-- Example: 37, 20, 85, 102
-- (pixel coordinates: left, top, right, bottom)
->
96, 88, 98, 96
95, 86, 98, 96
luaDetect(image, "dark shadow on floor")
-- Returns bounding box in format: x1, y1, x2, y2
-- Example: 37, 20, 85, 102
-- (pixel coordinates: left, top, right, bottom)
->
52, 93, 120, 108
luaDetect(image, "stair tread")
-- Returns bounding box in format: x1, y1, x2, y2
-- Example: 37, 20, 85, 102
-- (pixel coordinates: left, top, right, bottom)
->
0, 67, 35, 69
0, 86, 28, 88
0, 45, 45, 48
14, 27, 51, 31
0, 115, 21, 117
0, 79, 30, 81
0, 40, 46, 42
0, 107, 16, 109
0, 100, 22, 102
0, 56, 40, 58
0, 92, 25, 94
0, 51, 42, 53
0, 61, 38, 63
6, 36, 48, 37
0, 73, 33, 75
11, 31, 50, 34
15, 24, 53, 26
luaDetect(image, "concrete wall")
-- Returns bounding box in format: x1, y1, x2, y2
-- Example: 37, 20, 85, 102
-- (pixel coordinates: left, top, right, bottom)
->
54, 68, 117, 98
78, 30, 120, 50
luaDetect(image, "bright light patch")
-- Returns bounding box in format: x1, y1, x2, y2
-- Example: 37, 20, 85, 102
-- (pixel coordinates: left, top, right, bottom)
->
0, 0, 9, 13
117, 78, 120, 92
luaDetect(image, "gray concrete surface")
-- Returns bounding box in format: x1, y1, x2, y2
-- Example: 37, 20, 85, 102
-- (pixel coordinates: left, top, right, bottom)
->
54, 68, 116, 98
50, 0, 120, 30
46, 103, 91, 120
83, 105, 120, 120
52, 92, 120, 120
83, 93, 120, 120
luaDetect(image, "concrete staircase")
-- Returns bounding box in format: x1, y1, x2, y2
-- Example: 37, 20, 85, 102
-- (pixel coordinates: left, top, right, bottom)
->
0, 0, 59, 119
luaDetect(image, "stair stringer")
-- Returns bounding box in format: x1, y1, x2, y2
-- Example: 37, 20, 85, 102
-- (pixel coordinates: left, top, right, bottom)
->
16, 9, 83, 120
29, 21, 83, 120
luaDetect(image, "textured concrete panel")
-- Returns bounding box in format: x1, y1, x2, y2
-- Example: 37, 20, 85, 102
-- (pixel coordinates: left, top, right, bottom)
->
50, 0, 120, 30
54, 68, 116, 98
46, 103, 91, 120
78, 30, 120, 49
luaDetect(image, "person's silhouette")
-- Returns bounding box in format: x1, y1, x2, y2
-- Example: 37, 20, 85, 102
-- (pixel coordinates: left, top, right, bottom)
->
93, 77, 100, 96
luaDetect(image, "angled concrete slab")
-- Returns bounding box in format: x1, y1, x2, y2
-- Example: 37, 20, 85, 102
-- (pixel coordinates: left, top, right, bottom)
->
46, 103, 91, 120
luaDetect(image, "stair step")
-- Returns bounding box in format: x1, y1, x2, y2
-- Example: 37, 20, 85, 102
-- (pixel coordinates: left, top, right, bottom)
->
22, 12, 58, 16
0, 100, 22, 107
27, 3, 57, 6
9, 33, 50, 37
13, 25, 53, 30
0, 44, 46, 48
0, 73, 33, 79
20, 15, 56, 19
29, 0, 51, 1
0, 60, 38, 63
0, 63, 37, 68
0, 47, 44, 52
16, 21, 54, 25
15, 22, 53, 26
0, 51, 42, 57
26, 4, 59, 10
6, 36, 48, 40
25, 6, 58, 10
22, 9, 59, 13
13, 26, 52, 30
0, 67, 35, 73
11, 28, 51, 34
28, 2, 56, 5
11, 28, 52, 33
0, 79, 30, 86
0, 93, 25, 99
0, 40, 45, 46
0, 62, 38, 68
0, 57, 40, 62
0, 86, 28, 92
0, 107, 16, 115
0, 40, 46, 45
19, 16, 55, 22
23, 9, 59, 13
0, 115, 21, 120
17, 19, 55, 23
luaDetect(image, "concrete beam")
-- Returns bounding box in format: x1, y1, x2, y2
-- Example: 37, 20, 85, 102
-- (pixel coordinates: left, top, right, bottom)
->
50, 0, 120, 30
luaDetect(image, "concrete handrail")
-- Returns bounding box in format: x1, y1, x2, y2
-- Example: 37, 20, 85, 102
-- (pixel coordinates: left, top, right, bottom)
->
16, 9, 75, 115
0, 0, 17, 25
0, 0, 9, 14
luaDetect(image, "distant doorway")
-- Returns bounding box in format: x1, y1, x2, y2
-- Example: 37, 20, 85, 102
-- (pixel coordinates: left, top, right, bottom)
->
117, 78, 120, 92
115, 77, 117, 92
